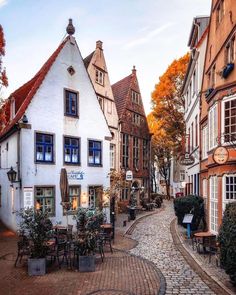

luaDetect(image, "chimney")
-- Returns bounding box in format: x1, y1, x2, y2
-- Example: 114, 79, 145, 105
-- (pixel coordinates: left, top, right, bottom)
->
132, 65, 136, 75
96, 40, 103, 50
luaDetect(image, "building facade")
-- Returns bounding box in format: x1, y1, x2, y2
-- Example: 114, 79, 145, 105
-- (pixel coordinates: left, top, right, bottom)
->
112, 67, 151, 205
200, 0, 236, 234
0, 27, 111, 231
84, 41, 120, 174
183, 16, 209, 196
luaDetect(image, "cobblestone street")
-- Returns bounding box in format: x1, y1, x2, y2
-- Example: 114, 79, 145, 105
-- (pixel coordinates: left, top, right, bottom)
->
129, 201, 224, 295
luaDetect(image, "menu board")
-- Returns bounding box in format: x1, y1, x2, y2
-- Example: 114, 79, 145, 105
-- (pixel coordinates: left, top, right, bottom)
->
23, 187, 34, 208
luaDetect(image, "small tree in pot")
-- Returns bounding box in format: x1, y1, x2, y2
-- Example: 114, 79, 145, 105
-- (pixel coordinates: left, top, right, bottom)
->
17, 208, 53, 276
73, 208, 104, 272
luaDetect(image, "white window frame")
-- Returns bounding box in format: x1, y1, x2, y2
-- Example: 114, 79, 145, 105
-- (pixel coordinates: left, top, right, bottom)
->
202, 178, 208, 207
209, 176, 218, 234
222, 174, 236, 212
202, 125, 208, 159
208, 103, 218, 150
221, 95, 236, 145
110, 144, 115, 169
95, 69, 104, 85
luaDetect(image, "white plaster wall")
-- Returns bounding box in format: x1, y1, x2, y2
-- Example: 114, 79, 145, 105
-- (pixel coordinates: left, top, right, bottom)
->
1, 37, 111, 231
0, 133, 21, 230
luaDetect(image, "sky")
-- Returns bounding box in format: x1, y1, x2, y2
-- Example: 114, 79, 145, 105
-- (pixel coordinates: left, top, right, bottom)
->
0, 0, 211, 115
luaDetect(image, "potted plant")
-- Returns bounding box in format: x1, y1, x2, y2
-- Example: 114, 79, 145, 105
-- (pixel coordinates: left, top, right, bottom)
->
17, 208, 53, 276
73, 208, 104, 272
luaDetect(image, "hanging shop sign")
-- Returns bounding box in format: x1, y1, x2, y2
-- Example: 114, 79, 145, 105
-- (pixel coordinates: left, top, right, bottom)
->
23, 187, 34, 208
179, 153, 195, 166
68, 171, 84, 180
213, 146, 229, 164
126, 170, 133, 181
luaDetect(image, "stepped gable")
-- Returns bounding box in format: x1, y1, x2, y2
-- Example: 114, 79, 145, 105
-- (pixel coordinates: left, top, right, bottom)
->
0, 37, 68, 138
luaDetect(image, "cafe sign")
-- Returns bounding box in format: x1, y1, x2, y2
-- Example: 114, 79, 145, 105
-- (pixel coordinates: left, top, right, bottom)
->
68, 171, 84, 180
213, 146, 229, 164
179, 153, 195, 166
126, 170, 133, 181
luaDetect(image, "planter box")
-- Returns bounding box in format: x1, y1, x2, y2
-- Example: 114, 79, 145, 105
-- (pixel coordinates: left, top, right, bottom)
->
28, 258, 46, 276
79, 255, 95, 272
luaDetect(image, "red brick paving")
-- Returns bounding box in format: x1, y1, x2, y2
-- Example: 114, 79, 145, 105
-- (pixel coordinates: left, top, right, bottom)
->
0, 222, 161, 295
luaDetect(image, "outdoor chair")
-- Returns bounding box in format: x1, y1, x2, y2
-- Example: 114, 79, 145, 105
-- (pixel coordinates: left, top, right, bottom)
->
14, 235, 30, 267
47, 241, 68, 269
101, 228, 113, 253
96, 234, 105, 262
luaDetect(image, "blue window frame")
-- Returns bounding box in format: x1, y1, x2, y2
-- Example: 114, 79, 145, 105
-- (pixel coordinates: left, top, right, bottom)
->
36, 133, 54, 163
64, 137, 80, 164
65, 90, 78, 117
88, 140, 102, 165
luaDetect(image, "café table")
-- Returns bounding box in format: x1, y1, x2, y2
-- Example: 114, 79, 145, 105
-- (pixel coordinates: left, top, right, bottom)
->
193, 231, 216, 254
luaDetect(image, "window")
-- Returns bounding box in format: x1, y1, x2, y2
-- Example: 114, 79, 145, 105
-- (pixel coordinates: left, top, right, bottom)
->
110, 144, 115, 169
133, 137, 139, 169
225, 37, 235, 64
122, 134, 129, 168
143, 139, 149, 169
0, 146, 1, 168
95, 69, 104, 85
88, 140, 102, 165
121, 187, 129, 200
191, 122, 194, 151
216, 0, 224, 26
66, 186, 80, 213
210, 176, 218, 233
36, 133, 54, 163
180, 170, 185, 182
133, 113, 140, 125
88, 186, 102, 209
223, 175, 236, 211
208, 104, 218, 150
224, 98, 236, 142
131, 90, 140, 104
189, 82, 192, 100
188, 127, 190, 153
195, 115, 198, 147
202, 125, 208, 159
0, 186, 1, 207
64, 137, 80, 164
98, 96, 104, 111
193, 70, 197, 94
35, 187, 55, 216
107, 100, 112, 114
65, 90, 78, 117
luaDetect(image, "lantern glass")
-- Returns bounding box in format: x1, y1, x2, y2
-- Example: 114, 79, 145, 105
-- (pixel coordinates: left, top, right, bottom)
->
7, 167, 17, 183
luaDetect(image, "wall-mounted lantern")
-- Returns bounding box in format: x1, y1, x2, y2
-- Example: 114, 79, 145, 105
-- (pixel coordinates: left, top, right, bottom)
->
7, 167, 21, 188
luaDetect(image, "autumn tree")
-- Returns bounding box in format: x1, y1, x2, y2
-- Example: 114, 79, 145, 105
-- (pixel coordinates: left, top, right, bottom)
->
0, 25, 8, 131
148, 53, 189, 199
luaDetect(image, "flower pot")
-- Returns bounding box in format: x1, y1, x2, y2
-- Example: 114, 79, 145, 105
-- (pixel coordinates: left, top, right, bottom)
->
79, 255, 95, 272
222, 63, 234, 79
28, 258, 46, 276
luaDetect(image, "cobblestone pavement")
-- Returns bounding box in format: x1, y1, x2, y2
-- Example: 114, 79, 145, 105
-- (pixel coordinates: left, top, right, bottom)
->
129, 201, 218, 295
0, 222, 161, 295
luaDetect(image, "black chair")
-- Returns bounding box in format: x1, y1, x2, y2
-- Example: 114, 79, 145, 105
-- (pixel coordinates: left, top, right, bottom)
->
96, 234, 105, 262
47, 241, 68, 269
101, 228, 113, 253
14, 235, 30, 267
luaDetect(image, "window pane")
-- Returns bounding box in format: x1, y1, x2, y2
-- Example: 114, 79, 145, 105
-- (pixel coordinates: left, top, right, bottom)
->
36, 146, 43, 161
94, 151, 101, 164
36, 133, 43, 143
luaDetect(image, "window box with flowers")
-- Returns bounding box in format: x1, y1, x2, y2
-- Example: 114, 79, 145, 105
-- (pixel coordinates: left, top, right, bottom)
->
221, 63, 234, 79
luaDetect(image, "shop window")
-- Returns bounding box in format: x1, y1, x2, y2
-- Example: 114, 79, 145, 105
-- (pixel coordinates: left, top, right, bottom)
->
210, 176, 218, 233
35, 187, 55, 216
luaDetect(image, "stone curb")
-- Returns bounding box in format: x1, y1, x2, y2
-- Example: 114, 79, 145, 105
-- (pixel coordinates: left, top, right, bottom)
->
170, 217, 234, 295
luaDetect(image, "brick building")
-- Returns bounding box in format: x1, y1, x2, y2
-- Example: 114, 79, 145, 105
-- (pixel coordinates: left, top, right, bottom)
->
200, 0, 236, 234
112, 67, 151, 205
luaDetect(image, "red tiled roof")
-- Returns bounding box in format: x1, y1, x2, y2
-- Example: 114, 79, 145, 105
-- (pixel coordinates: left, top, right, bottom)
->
112, 74, 133, 118
0, 37, 68, 138
83, 51, 95, 69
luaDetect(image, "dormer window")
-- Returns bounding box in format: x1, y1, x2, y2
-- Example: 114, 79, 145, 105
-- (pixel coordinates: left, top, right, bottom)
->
95, 69, 104, 85
10, 98, 15, 120
131, 90, 140, 104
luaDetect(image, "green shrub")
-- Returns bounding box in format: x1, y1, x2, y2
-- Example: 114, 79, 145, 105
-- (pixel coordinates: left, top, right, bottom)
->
173, 195, 205, 231
218, 202, 236, 286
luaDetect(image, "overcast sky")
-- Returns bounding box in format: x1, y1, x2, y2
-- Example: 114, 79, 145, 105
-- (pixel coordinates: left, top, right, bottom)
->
0, 0, 211, 114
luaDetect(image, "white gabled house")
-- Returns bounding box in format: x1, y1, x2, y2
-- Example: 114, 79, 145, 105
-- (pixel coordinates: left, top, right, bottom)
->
0, 21, 111, 231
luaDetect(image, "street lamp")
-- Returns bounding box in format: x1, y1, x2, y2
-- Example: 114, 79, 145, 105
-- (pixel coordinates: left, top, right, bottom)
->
7, 167, 21, 187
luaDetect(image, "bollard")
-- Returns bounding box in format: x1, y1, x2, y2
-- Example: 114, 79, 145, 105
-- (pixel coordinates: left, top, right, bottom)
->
123, 220, 127, 227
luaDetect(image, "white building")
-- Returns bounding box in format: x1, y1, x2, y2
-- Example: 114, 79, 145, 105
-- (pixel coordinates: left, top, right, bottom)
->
0, 21, 111, 231
182, 16, 209, 195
